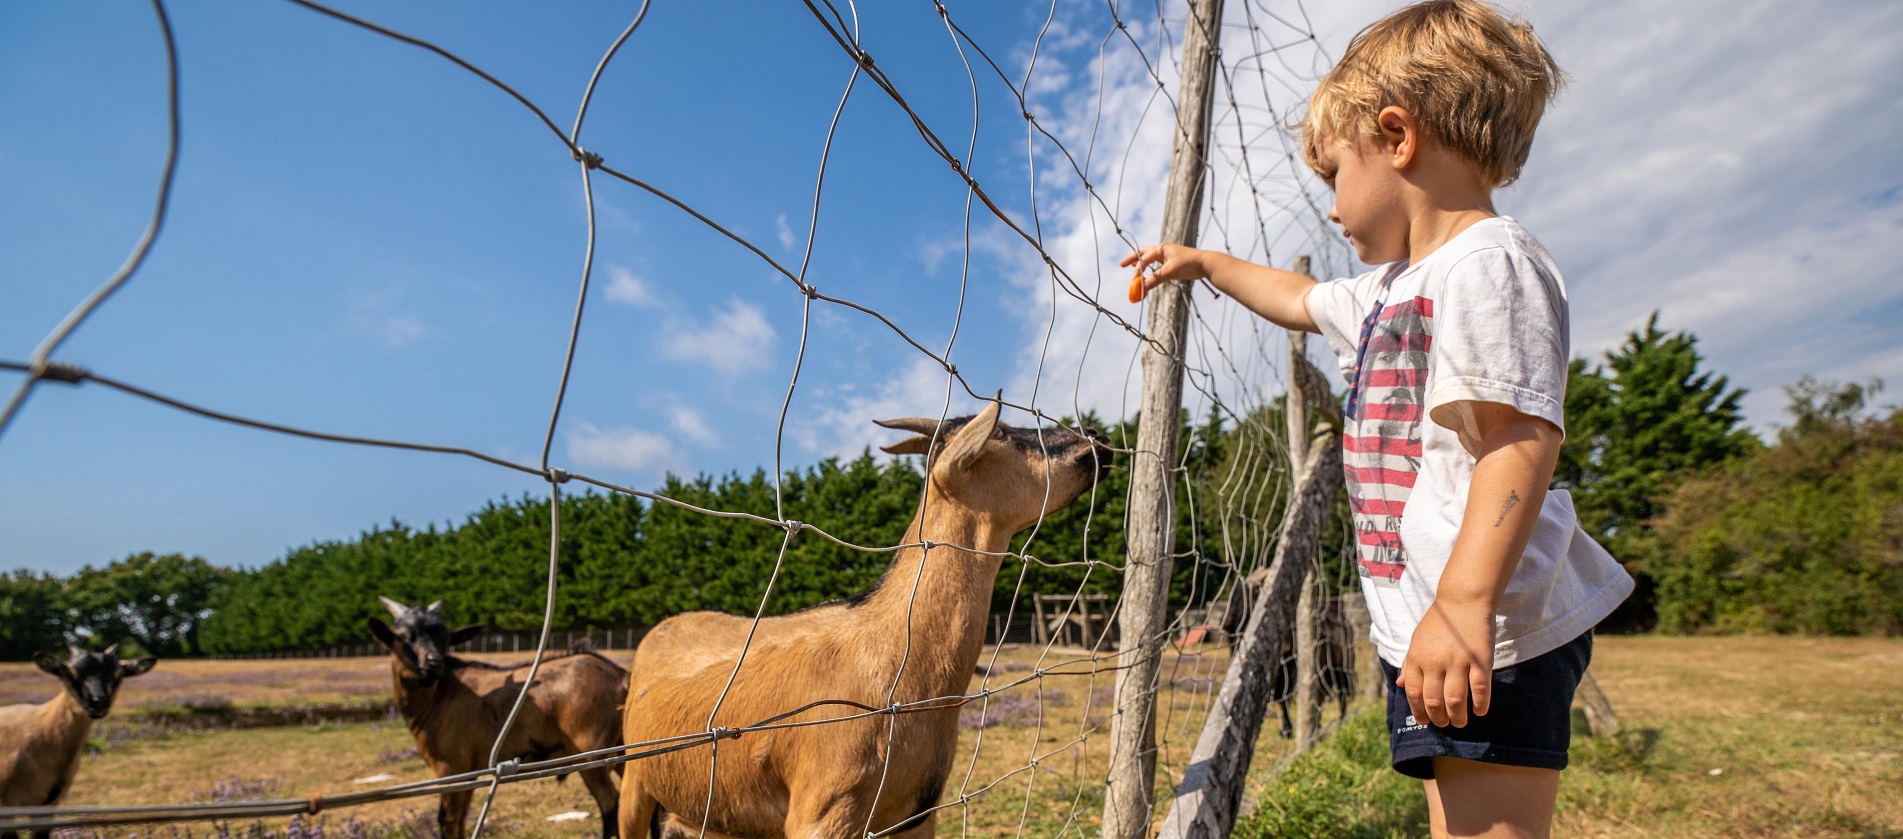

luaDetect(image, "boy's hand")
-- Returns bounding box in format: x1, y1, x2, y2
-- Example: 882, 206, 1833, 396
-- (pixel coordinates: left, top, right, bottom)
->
1399, 598, 1495, 728
1119, 243, 1209, 302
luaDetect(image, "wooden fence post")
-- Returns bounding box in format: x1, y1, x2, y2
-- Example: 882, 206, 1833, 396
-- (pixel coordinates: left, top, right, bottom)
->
1287, 255, 1324, 746
1293, 568, 1322, 743
1156, 428, 1343, 839
1576, 670, 1621, 737
1102, 0, 1226, 836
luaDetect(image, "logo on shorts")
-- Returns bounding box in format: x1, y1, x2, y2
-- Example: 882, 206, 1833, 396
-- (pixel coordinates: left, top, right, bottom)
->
1397, 714, 1427, 734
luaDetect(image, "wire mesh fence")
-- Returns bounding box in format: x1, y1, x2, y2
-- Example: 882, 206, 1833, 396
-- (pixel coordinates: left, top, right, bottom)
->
0, 1, 1371, 836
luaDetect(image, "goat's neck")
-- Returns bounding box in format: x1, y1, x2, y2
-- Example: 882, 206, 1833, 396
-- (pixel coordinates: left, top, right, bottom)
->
863, 496, 1009, 696
40, 688, 94, 751
389, 659, 470, 739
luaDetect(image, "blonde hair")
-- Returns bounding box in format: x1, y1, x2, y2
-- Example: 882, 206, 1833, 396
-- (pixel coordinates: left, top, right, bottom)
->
1300, 0, 1564, 188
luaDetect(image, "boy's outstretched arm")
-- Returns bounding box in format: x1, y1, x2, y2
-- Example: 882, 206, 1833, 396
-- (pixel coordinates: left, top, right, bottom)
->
1400, 401, 1564, 729
1120, 244, 1319, 333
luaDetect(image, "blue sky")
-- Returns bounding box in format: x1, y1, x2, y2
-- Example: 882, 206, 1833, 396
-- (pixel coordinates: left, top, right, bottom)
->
4, 0, 1900, 576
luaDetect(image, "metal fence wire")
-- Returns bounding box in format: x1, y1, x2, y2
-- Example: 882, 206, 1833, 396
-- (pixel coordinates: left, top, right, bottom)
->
0, 1, 1361, 836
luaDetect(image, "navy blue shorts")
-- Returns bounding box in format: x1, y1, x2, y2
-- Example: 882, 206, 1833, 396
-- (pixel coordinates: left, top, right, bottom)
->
1380, 630, 1592, 780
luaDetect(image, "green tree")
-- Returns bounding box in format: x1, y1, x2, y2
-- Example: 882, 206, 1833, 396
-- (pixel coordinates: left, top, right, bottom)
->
1557, 313, 1756, 629
1650, 379, 1902, 634
0, 569, 70, 660
63, 552, 235, 656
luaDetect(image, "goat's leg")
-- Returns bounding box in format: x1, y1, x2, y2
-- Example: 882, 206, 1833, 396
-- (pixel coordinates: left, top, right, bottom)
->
886, 810, 937, 839
617, 772, 658, 839
439, 788, 474, 839
580, 766, 621, 839
1278, 698, 1294, 739
783, 787, 867, 839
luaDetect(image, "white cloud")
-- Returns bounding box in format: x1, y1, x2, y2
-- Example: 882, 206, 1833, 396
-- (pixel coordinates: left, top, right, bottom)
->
1502, 0, 1903, 430
796, 356, 967, 459
775, 213, 796, 251
668, 405, 721, 448
566, 422, 681, 475
604, 266, 659, 308
999, 0, 1903, 434
996, 5, 1348, 426
662, 298, 777, 374
346, 287, 433, 348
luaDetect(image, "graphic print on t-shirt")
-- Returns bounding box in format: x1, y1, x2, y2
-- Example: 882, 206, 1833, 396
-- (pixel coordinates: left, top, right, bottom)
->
1342, 296, 1432, 585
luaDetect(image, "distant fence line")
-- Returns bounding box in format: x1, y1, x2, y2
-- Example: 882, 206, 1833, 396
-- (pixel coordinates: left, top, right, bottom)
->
211, 610, 1058, 660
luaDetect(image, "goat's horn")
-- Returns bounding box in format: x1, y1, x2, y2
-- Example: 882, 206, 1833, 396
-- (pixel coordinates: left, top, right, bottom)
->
68, 643, 84, 659
378, 596, 410, 618
880, 435, 934, 456
102, 643, 119, 657
872, 417, 941, 435
426, 601, 442, 613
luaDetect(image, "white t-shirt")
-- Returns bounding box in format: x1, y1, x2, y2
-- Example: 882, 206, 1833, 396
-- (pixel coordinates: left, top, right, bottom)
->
1304, 216, 1633, 669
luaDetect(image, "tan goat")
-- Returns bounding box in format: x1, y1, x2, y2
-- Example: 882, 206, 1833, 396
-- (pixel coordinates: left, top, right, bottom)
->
368, 598, 628, 839
0, 645, 156, 839
618, 399, 1112, 839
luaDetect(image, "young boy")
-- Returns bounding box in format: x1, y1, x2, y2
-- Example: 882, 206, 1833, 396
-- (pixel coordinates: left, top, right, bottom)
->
1122, 1, 1632, 836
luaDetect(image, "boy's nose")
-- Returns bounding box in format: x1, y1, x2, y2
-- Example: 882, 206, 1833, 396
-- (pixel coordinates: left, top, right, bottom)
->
1328, 203, 1341, 225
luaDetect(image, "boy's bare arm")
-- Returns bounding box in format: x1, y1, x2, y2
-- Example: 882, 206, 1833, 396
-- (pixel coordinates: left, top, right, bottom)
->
1400, 401, 1563, 729
1120, 244, 1320, 332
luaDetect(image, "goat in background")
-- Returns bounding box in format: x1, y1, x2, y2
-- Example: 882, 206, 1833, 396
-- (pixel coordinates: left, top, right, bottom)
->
0, 644, 156, 839
1221, 571, 1358, 737
369, 598, 627, 839
618, 398, 1112, 839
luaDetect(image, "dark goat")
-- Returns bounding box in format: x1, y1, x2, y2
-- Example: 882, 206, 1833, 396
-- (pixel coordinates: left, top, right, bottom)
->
1220, 571, 1358, 738
368, 597, 627, 839
0, 645, 155, 839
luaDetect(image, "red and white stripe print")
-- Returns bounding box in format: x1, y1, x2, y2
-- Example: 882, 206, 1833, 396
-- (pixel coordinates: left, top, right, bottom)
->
1343, 296, 1433, 584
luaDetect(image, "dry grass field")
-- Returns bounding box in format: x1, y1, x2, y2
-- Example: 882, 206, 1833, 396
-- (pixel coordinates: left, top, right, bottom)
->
3, 636, 1898, 838
1555, 636, 1903, 838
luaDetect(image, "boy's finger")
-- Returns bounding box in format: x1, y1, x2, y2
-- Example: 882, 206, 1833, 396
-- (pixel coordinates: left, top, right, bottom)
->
1445, 669, 1469, 728
1401, 665, 1426, 724
1117, 250, 1141, 268
1469, 669, 1492, 717
1420, 670, 1448, 727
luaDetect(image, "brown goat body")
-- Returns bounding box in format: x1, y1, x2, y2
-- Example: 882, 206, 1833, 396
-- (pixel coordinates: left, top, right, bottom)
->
371, 601, 628, 839
0, 646, 155, 839
618, 401, 1111, 839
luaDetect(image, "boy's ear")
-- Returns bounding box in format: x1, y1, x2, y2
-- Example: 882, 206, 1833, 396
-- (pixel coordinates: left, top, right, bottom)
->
446, 625, 483, 648
33, 651, 67, 677
1376, 105, 1418, 169
368, 618, 397, 650
122, 657, 157, 678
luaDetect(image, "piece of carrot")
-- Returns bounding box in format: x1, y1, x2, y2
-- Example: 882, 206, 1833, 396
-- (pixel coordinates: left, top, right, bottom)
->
1127, 274, 1145, 304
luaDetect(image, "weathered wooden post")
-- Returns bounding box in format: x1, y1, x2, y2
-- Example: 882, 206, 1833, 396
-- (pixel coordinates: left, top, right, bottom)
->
1576, 671, 1621, 737
1293, 569, 1323, 743
1156, 429, 1343, 839
1102, 1, 1226, 835
1287, 255, 1325, 747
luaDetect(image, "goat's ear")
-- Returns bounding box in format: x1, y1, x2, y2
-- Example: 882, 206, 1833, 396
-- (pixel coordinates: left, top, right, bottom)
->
446, 625, 483, 648
121, 658, 157, 678
939, 396, 1001, 474
33, 651, 66, 676
880, 435, 934, 456
368, 618, 398, 649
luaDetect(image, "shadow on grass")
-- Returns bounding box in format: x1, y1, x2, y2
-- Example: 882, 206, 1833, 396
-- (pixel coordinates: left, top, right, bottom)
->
1232, 705, 1430, 839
